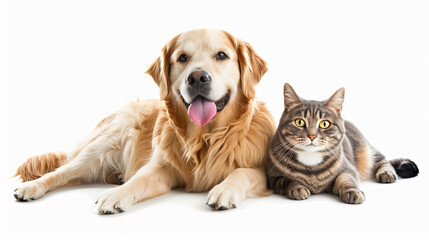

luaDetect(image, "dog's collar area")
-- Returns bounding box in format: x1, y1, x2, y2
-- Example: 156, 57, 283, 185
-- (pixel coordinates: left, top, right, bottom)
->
179, 91, 230, 113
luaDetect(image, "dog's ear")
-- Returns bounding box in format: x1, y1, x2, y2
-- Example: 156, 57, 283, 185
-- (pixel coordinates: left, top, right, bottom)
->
226, 32, 268, 100
146, 34, 180, 100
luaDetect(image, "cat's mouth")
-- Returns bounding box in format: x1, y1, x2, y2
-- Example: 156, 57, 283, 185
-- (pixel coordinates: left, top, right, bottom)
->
300, 144, 325, 152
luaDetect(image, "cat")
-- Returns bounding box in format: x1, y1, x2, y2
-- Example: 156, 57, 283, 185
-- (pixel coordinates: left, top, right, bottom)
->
265, 83, 419, 204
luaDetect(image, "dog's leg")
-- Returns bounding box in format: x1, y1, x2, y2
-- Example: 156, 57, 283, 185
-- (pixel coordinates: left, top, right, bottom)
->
206, 168, 271, 210
14, 149, 103, 201
95, 150, 180, 214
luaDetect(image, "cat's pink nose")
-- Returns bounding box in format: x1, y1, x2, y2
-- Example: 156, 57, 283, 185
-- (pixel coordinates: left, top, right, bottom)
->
308, 135, 316, 141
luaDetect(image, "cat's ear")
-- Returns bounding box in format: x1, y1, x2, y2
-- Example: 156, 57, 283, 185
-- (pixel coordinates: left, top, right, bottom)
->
325, 88, 345, 115
284, 83, 303, 110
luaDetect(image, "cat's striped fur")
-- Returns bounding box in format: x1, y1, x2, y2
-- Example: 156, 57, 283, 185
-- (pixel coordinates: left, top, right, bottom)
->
266, 83, 419, 204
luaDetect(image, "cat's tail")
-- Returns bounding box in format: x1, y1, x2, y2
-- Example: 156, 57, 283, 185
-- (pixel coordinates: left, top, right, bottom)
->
372, 149, 419, 183
389, 158, 419, 178
13, 152, 68, 182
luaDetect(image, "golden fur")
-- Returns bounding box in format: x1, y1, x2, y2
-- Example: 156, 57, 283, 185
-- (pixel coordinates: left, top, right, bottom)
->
14, 152, 67, 182
14, 29, 276, 213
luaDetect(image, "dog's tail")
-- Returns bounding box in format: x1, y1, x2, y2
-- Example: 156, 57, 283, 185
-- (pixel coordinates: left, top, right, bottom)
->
389, 158, 419, 178
13, 152, 68, 182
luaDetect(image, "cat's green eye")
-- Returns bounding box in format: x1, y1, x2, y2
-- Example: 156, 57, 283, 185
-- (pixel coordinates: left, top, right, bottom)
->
319, 120, 331, 129
295, 118, 306, 127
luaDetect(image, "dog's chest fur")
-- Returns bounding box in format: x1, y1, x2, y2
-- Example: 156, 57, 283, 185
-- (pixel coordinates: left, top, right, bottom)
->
151, 100, 275, 192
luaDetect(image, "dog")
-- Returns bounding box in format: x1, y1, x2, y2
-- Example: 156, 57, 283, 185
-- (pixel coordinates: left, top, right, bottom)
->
13, 29, 276, 214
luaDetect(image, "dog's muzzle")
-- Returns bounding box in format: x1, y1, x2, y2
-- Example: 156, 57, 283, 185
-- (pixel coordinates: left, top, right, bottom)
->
179, 71, 230, 126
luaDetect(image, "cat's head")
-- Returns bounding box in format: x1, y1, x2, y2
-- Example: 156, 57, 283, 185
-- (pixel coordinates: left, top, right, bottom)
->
278, 83, 346, 152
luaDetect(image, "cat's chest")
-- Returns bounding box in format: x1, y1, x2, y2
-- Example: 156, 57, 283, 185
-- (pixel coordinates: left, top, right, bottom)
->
291, 151, 340, 193
296, 151, 324, 166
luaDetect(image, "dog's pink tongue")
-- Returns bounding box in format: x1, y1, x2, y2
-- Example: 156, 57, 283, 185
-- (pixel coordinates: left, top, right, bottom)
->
188, 97, 217, 126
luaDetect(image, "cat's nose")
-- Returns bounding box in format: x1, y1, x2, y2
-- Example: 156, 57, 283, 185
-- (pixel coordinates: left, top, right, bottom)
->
308, 135, 316, 141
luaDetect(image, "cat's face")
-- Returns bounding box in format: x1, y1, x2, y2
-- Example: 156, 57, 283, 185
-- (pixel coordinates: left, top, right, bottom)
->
278, 83, 346, 153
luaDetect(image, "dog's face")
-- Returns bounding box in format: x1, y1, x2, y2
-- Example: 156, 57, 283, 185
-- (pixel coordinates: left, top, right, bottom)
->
170, 30, 239, 126
147, 29, 268, 126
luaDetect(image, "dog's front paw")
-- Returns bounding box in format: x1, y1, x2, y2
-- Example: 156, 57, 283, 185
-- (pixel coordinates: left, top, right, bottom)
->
206, 184, 241, 211
95, 187, 134, 214
14, 181, 47, 202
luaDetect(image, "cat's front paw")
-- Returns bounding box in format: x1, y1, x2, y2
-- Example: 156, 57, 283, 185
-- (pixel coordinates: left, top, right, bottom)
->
287, 185, 311, 200
268, 176, 288, 195
376, 170, 397, 183
340, 188, 365, 204
14, 181, 48, 202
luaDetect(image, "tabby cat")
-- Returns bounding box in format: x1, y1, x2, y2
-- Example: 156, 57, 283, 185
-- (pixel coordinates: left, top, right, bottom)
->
266, 83, 419, 204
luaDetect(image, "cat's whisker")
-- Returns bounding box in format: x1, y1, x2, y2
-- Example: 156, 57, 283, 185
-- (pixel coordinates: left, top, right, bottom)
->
271, 140, 302, 161
268, 141, 297, 155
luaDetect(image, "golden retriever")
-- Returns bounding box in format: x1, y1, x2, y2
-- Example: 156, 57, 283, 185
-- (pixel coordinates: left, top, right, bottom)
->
13, 29, 276, 214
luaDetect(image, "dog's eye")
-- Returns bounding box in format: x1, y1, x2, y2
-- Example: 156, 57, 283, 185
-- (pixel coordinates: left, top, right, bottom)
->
178, 54, 187, 63
216, 52, 228, 61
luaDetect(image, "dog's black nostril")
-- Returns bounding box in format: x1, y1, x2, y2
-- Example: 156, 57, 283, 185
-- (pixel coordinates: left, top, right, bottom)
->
187, 71, 211, 86
200, 75, 209, 83
187, 76, 195, 85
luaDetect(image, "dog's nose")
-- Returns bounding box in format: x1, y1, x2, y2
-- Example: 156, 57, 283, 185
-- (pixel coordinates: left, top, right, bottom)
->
186, 71, 211, 86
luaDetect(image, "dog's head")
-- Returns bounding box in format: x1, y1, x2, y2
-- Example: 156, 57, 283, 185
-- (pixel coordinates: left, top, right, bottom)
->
147, 29, 267, 126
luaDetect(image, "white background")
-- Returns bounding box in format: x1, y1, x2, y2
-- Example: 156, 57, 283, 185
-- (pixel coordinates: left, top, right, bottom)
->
1, 0, 428, 239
